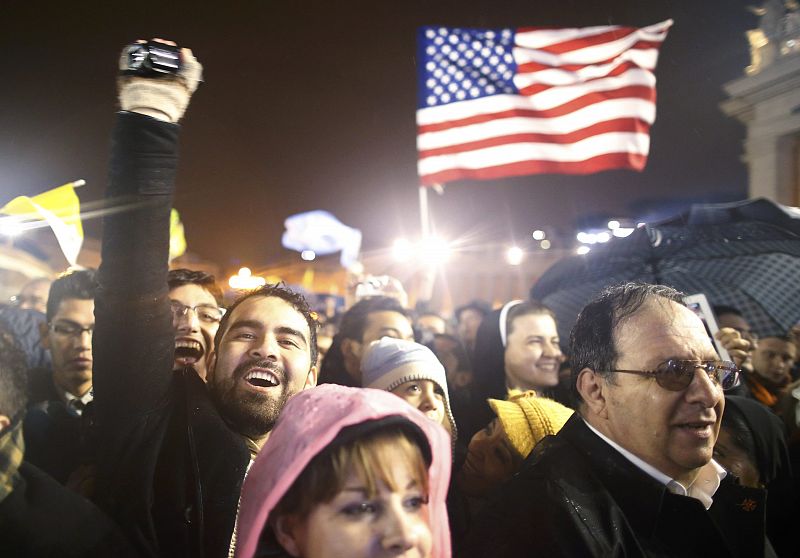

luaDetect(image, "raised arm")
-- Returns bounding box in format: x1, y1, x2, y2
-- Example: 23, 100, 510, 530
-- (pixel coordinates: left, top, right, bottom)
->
94, 41, 202, 421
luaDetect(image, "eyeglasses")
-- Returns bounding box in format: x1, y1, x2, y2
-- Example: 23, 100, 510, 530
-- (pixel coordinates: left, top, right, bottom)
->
609, 360, 740, 391
49, 321, 95, 337
170, 301, 225, 324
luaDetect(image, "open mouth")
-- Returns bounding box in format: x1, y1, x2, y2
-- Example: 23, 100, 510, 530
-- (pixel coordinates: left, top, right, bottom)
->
245, 369, 280, 388
676, 421, 714, 437
174, 339, 204, 365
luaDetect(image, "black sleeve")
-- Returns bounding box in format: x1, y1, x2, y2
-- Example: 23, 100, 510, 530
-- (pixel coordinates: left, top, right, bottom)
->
93, 111, 180, 422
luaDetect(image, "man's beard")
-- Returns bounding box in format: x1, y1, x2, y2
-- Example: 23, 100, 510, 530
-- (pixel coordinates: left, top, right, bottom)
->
210, 359, 292, 440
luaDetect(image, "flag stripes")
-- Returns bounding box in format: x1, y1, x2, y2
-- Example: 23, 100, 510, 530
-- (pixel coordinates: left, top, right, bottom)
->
416, 20, 672, 185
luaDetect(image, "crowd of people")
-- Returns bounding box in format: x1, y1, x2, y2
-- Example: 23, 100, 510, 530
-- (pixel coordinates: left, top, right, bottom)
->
0, 39, 799, 558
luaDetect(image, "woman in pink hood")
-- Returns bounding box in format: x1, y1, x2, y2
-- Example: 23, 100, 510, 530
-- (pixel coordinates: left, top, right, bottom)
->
234, 384, 452, 558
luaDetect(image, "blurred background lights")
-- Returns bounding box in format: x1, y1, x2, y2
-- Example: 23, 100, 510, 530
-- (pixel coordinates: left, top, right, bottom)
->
596, 231, 611, 243
576, 246, 591, 255
506, 246, 524, 265
613, 227, 635, 238
607, 220, 620, 230
392, 238, 413, 262
419, 236, 451, 266
532, 229, 546, 241
300, 250, 316, 261
540, 239, 551, 250
229, 266, 267, 289
0, 218, 24, 237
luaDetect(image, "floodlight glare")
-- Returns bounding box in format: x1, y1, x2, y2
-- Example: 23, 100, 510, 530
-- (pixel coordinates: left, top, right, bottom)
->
540, 239, 551, 250
0, 218, 24, 237
506, 246, 524, 266
532, 229, 545, 241
613, 227, 635, 238
301, 250, 316, 261
576, 246, 591, 255
392, 238, 413, 262
596, 232, 611, 243
607, 220, 620, 230
419, 236, 451, 265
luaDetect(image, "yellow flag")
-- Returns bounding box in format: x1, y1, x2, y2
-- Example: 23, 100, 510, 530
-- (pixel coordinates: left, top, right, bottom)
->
170, 208, 187, 261
1, 181, 84, 266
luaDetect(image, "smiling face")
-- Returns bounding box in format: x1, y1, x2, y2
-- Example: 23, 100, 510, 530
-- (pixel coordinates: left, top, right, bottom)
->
503, 313, 562, 392
390, 379, 446, 426
208, 295, 316, 442
170, 283, 222, 380
41, 298, 94, 397
284, 444, 433, 558
584, 299, 725, 485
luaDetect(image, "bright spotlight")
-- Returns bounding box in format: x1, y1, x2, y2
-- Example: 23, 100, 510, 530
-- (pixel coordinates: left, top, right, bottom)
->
540, 239, 551, 250
576, 232, 589, 243
576, 246, 591, 255
301, 250, 316, 261
506, 246, 524, 266
392, 238, 413, 262
607, 220, 620, 230
229, 267, 267, 289
596, 232, 611, 243
0, 218, 24, 237
532, 229, 545, 241
419, 236, 451, 266
613, 227, 635, 238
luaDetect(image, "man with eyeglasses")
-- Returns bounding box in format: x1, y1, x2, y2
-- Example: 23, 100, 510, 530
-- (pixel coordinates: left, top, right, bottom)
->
23, 268, 96, 485
29, 269, 96, 413
168, 268, 225, 381
468, 283, 775, 558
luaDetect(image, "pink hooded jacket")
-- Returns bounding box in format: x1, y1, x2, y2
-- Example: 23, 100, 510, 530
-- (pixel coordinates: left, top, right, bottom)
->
234, 384, 452, 558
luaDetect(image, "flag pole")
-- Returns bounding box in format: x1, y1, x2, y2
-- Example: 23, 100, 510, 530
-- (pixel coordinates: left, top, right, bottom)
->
418, 185, 431, 239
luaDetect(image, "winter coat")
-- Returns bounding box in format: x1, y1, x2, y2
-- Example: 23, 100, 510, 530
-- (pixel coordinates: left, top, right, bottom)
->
233, 385, 452, 558
92, 112, 250, 558
466, 414, 776, 558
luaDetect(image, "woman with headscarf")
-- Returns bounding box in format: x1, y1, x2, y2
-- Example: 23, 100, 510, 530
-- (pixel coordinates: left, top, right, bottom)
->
232, 384, 452, 558
463, 300, 565, 441
714, 396, 795, 558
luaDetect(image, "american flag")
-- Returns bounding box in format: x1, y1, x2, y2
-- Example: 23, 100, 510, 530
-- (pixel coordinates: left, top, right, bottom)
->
416, 20, 673, 186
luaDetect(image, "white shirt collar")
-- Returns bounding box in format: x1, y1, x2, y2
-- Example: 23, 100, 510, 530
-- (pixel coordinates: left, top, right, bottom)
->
60, 386, 94, 415
583, 419, 726, 510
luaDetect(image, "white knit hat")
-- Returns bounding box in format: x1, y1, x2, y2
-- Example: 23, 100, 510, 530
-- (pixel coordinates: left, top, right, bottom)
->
361, 337, 457, 439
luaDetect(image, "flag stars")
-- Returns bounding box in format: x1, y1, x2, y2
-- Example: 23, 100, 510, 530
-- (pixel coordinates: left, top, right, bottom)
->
420, 26, 517, 107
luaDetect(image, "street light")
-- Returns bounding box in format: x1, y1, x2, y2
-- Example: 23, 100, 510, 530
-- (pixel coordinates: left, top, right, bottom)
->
301, 250, 316, 261
229, 267, 267, 289
506, 246, 524, 265
532, 229, 546, 240
392, 238, 413, 262
419, 236, 451, 266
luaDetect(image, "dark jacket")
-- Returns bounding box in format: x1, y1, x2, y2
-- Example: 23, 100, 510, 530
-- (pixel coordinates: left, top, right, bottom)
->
23, 400, 85, 485
0, 460, 135, 557
92, 112, 250, 558
467, 414, 776, 558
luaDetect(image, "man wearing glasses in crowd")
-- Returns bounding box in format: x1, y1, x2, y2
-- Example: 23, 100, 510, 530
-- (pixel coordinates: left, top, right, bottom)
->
167, 269, 225, 381
468, 283, 775, 558
23, 269, 96, 485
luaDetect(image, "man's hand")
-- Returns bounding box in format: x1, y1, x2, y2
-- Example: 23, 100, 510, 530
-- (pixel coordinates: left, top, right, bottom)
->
118, 39, 203, 123
716, 327, 753, 372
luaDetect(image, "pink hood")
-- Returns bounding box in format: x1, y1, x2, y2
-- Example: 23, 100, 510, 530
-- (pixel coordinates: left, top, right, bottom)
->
234, 384, 452, 558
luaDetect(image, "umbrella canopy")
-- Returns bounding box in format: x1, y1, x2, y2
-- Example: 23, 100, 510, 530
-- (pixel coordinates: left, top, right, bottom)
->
531, 199, 800, 344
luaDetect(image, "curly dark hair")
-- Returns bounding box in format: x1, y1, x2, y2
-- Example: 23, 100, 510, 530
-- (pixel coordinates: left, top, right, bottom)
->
214, 283, 318, 367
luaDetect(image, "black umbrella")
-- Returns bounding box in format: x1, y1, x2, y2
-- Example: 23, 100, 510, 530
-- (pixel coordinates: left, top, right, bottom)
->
531, 198, 800, 342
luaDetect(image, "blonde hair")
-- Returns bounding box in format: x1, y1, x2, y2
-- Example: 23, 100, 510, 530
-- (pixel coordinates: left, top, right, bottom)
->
271, 423, 429, 522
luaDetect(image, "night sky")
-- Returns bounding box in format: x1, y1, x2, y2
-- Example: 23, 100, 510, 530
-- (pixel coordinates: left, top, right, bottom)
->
0, 0, 756, 269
